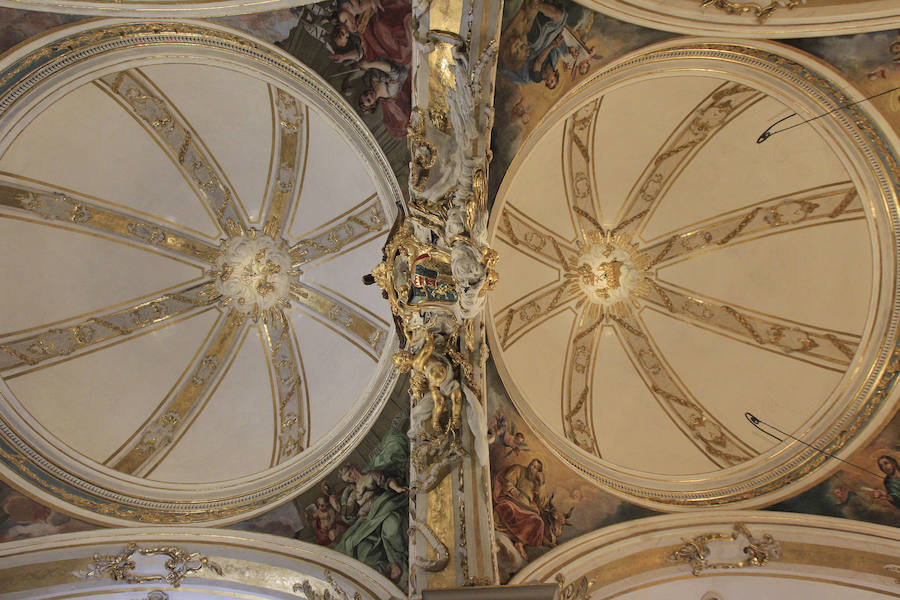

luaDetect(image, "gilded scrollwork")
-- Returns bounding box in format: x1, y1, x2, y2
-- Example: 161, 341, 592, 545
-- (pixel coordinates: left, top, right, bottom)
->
0, 180, 220, 265
293, 570, 362, 600
263, 89, 306, 238
0, 281, 219, 374
97, 70, 248, 235
668, 523, 781, 575
495, 283, 578, 349
700, 0, 805, 23
80, 542, 223, 587
291, 199, 386, 265
641, 184, 862, 270
616, 82, 761, 239
263, 309, 308, 462
611, 312, 754, 467
498, 205, 578, 268
563, 313, 603, 455
643, 282, 859, 370
291, 283, 388, 357
109, 308, 248, 475
555, 574, 594, 600
564, 101, 604, 239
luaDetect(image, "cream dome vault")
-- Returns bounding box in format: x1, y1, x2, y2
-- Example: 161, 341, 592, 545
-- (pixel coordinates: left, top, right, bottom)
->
0, 21, 402, 526
486, 40, 900, 510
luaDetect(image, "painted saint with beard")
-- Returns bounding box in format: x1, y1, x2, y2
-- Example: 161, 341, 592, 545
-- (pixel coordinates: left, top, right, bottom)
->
493, 458, 568, 559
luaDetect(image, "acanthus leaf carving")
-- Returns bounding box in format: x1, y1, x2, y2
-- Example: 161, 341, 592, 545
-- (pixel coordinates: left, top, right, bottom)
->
293, 569, 363, 600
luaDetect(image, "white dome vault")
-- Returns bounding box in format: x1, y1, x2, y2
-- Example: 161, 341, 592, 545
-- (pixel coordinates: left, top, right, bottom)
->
486, 40, 900, 510
0, 21, 402, 526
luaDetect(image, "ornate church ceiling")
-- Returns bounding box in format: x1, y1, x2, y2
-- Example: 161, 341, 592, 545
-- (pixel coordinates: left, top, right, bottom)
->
0, 0, 305, 16
0, 0, 898, 597
487, 39, 900, 510
570, 0, 900, 38
0, 20, 400, 525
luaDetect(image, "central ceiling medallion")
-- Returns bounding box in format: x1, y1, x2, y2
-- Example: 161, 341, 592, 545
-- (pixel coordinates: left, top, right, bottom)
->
211, 229, 300, 322
568, 231, 649, 316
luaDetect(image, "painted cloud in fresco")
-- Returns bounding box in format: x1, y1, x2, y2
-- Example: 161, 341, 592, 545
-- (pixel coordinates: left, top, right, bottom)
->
0, 482, 95, 542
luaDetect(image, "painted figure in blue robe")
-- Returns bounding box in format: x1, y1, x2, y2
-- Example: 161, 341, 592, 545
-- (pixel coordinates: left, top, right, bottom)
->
499, 0, 568, 89
874, 455, 900, 509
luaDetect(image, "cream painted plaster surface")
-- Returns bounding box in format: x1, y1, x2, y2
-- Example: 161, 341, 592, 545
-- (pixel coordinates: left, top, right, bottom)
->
488, 59, 888, 499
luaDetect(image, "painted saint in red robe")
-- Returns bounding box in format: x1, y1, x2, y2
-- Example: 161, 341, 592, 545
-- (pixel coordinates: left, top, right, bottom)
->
492, 459, 548, 558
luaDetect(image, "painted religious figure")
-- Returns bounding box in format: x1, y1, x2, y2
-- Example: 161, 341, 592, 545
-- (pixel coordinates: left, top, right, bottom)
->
499, 0, 602, 89
327, 0, 413, 137
500, 0, 569, 89
873, 455, 900, 509
492, 458, 572, 560
357, 59, 411, 138
303, 428, 410, 585
273, 0, 414, 141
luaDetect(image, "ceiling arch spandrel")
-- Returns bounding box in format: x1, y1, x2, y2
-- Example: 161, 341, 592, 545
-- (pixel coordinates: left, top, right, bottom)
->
0, 20, 401, 526
486, 40, 900, 510
512, 511, 900, 598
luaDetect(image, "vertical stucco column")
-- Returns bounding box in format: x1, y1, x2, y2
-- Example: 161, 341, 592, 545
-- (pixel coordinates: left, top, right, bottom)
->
368, 0, 503, 595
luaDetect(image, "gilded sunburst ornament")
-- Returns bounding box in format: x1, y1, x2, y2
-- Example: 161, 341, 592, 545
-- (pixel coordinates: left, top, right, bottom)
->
565, 231, 650, 319
210, 229, 301, 322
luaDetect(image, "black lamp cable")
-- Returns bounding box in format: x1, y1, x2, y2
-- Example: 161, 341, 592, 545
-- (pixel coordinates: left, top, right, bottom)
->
744, 412, 884, 480
757, 85, 900, 143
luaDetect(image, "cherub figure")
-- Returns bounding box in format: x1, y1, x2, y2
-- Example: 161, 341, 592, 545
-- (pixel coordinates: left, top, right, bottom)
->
488, 411, 529, 457
393, 328, 462, 444
306, 493, 348, 545
511, 96, 531, 125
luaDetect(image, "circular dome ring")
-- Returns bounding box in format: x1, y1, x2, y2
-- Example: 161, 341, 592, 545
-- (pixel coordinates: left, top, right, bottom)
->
0, 20, 401, 526
487, 38, 900, 510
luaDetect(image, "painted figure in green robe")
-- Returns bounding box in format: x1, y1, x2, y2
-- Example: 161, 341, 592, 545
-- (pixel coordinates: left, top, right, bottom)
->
334, 429, 409, 583
874, 455, 900, 509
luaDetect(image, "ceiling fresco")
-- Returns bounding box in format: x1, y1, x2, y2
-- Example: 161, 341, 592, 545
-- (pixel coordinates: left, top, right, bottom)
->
231, 378, 411, 587
0, 0, 898, 598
